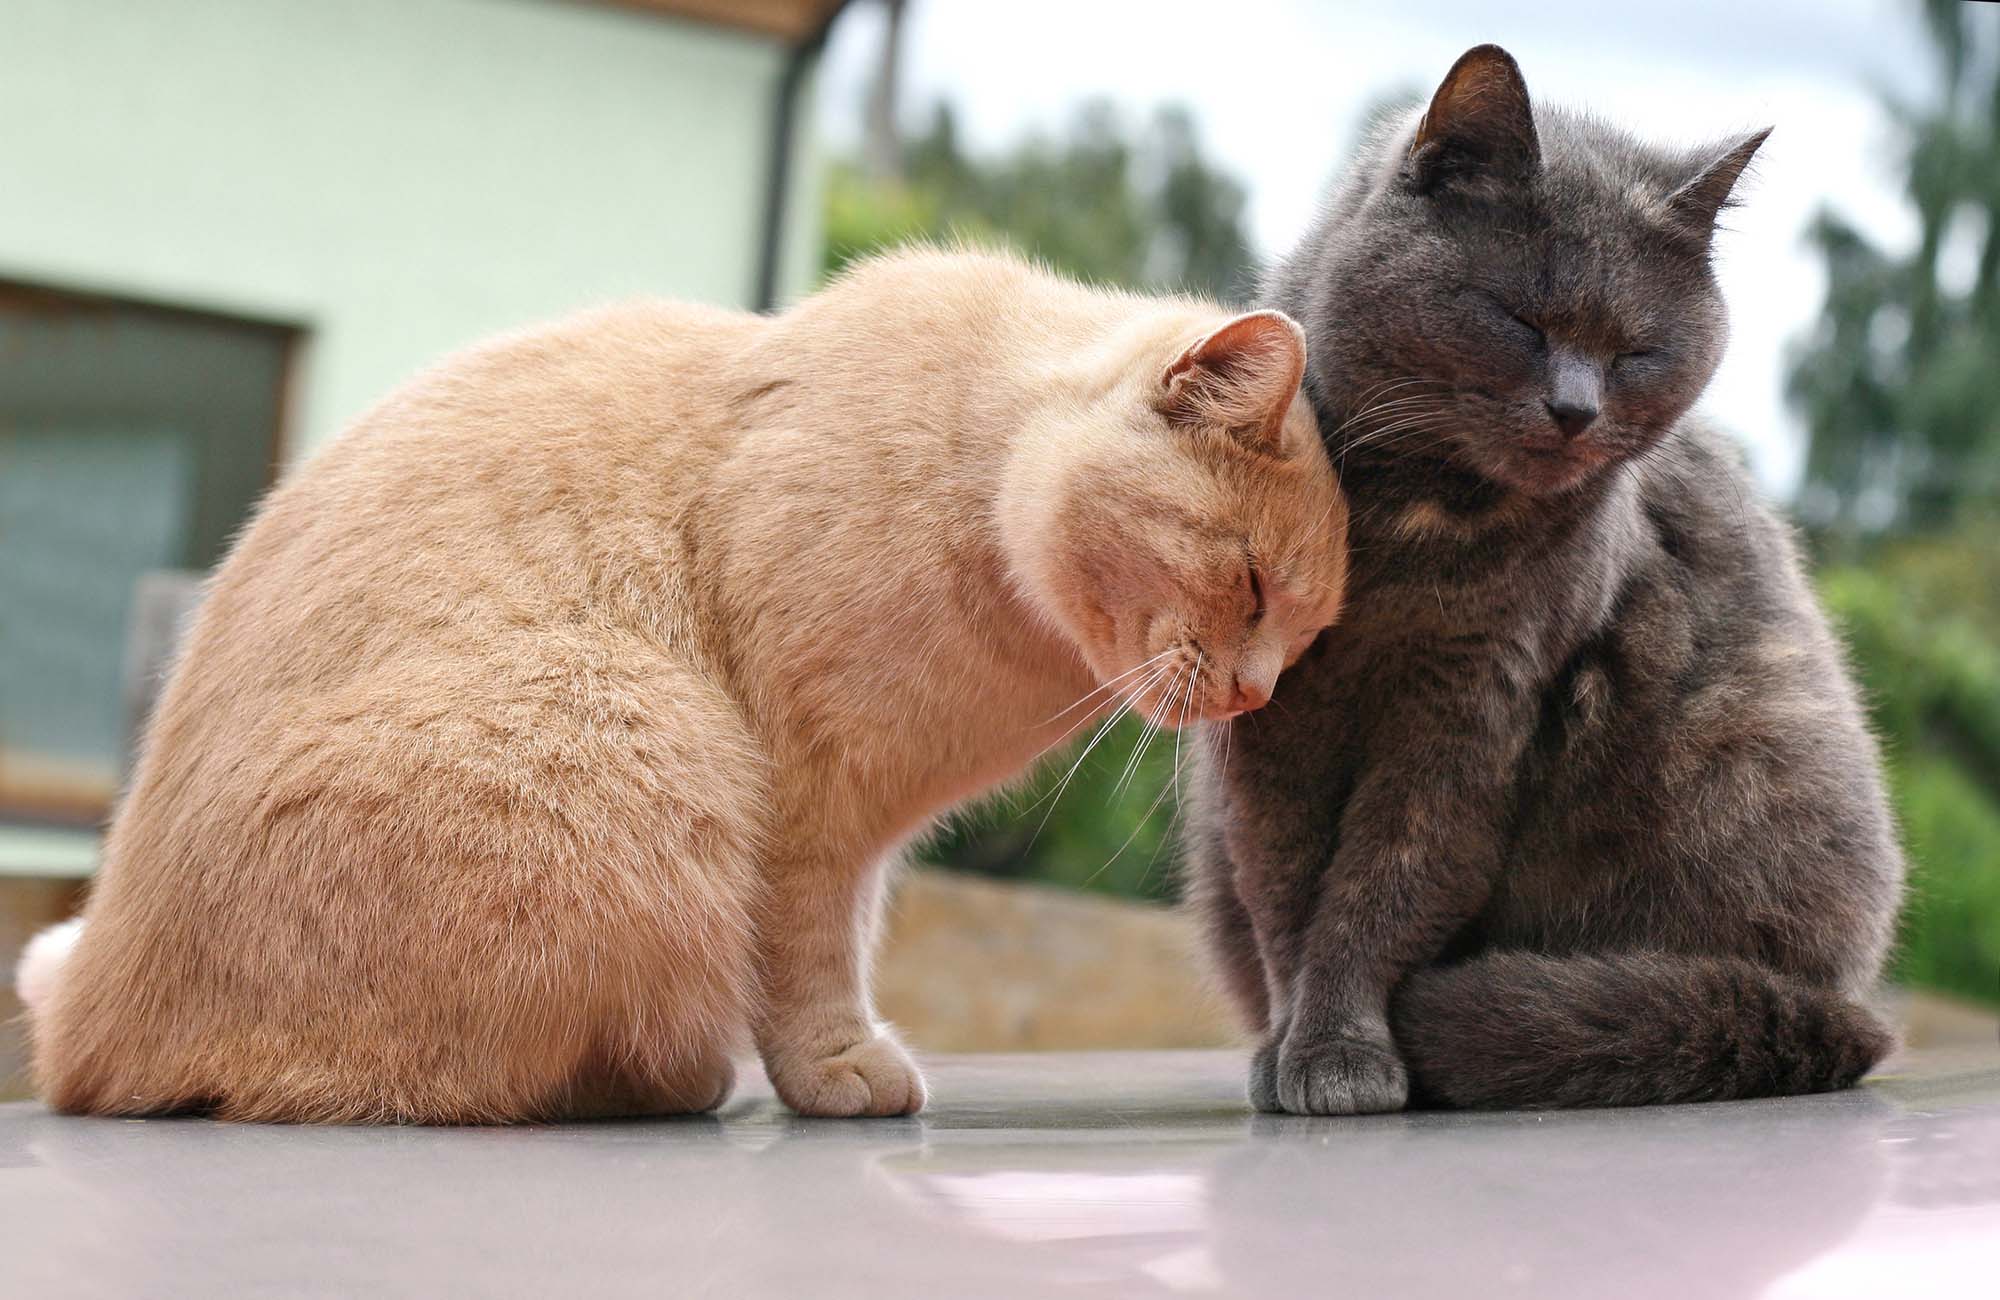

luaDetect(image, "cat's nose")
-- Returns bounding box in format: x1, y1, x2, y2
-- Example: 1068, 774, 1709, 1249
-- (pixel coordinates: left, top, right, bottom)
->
1545, 399, 1599, 439
1229, 676, 1271, 713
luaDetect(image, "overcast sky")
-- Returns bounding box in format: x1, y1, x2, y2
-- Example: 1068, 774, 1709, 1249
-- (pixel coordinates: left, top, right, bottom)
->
817, 0, 1940, 499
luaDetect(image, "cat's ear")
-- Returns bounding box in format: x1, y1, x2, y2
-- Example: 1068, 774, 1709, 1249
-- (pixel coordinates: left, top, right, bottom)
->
1405, 44, 1540, 194
1663, 128, 1771, 243
1160, 310, 1307, 453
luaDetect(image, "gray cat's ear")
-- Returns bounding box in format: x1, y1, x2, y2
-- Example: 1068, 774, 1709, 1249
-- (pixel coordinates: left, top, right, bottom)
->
1160, 310, 1307, 453
1663, 128, 1772, 242
1406, 44, 1540, 194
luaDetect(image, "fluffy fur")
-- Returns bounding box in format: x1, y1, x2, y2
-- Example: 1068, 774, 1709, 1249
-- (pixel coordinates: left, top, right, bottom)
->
23, 250, 1347, 1123
15, 918, 82, 1014
1184, 46, 1902, 1114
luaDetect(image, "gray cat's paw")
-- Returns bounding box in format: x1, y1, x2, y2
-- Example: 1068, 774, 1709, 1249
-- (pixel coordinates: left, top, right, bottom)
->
1248, 1035, 1285, 1113
1275, 1033, 1409, 1116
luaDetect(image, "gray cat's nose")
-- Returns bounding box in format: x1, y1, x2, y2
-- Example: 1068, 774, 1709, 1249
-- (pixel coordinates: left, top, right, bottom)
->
1546, 399, 1599, 439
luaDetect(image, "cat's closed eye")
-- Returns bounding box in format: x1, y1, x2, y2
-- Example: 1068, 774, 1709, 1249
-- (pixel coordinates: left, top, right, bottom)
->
1463, 288, 1544, 350
1507, 308, 1545, 340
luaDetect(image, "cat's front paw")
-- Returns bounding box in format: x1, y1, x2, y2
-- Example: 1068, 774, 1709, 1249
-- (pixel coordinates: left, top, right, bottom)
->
770, 1034, 927, 1118
1248, 1034, 1285, 1113
1275, 1032, 1408, 1116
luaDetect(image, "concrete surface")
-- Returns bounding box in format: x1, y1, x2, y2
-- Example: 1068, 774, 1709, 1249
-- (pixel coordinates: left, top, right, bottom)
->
2, 1048, 1995, 1299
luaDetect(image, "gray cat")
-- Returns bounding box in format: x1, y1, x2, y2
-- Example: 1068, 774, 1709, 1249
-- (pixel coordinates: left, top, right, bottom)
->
1183, 45, 1904, 1113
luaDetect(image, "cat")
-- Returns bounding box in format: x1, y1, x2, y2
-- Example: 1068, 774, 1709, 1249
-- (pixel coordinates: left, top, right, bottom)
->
16, 249, 1349, 1123
1183, 45, 1903, 1114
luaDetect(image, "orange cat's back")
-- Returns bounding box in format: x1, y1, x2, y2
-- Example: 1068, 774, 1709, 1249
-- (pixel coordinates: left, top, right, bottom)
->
29, 298, 778, 1122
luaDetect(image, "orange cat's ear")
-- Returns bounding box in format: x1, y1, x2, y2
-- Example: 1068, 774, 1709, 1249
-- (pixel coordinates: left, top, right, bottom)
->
1160, 310, 1308, 453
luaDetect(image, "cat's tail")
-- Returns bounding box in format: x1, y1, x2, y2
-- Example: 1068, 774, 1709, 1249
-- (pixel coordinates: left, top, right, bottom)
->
14, 919, 85, 1017
1389, 951, 1895, 1109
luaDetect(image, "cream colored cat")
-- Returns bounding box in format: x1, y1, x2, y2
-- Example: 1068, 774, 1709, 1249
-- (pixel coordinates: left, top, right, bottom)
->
18, 249, 1348, 1123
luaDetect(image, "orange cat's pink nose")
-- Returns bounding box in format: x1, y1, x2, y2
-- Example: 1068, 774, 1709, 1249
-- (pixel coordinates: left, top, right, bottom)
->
1229, 678, 1271, 713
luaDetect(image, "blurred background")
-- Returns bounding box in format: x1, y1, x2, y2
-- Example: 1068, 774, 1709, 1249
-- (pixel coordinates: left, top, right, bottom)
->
1, 0, 1995, 1088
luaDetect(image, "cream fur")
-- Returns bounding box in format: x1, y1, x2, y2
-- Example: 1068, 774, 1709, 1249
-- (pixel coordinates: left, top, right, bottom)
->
22, 250, 1347, 1123
15, 918, 82, 1014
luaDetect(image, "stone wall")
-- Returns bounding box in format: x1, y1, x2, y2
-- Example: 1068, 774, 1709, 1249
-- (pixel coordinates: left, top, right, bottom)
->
875, 869, 1242, 1053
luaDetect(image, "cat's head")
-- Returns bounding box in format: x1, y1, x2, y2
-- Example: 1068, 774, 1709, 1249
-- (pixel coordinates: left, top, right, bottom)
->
1005, 308, 1348, 728
1284, 44, 1768, 497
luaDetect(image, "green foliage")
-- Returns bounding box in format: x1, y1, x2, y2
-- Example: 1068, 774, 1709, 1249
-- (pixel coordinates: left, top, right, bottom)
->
821, 163, 954, 278
1886, 754, 2000, 1001
1819, 536, 2000, 1004
823, 101, 1255, 300
918, 728, 1187, 903
823, 98, 1256, 897
1789, 0, 2000, 538
1791, 2, 2000, 1004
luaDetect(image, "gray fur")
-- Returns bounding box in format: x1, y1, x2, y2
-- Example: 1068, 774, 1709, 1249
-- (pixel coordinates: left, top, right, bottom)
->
1183, 46, 1903, 1113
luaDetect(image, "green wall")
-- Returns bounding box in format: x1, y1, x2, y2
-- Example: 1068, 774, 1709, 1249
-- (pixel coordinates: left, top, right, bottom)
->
0, 0, 823, 460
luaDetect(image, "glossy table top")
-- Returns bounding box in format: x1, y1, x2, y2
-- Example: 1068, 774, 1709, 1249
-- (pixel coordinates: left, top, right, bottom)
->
2, 1048, 1996, 1298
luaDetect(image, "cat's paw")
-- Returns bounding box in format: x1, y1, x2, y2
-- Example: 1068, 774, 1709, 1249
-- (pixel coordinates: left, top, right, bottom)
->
770, 1034, 927, 1118
1275, 1032, 1408, 1116
1248, 1035, 1285, 1114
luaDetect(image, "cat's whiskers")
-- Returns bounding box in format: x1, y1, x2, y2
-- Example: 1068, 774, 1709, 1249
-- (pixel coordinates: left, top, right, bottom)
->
1344, 406, 1455, 450
1020, 658, 1175, 847
1343, 418, 1459, 466
1219, 692, 1234, 786
1338, 407, 1451, 453
1103, 657, 1203, 863
1137, 802, 1183, 893
1334, 377, 1446, 432
1336, 395, 1457, 474
1334, 380, 1451, 430
1029, 649, 1175, 735
1035, 659, 1170, 802
1111, 711, 1161, 802
1169, 651, 1201, 811
1323, 381, 1416, 435
1345, 388, 1448, 421
1344, 375, 1423, 408
1084, 720, 1187, 886
1112, 659, 1187, 801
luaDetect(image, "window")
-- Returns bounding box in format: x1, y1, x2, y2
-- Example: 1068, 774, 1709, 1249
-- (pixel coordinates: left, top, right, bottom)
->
0, 283, 295, 855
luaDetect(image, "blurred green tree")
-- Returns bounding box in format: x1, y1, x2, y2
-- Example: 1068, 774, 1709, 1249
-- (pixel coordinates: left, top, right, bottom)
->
1792, 0, 2000, 1004
1790, 0, 2000, 537
825, 100, 1255, 302
820, 97, 1257, 898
